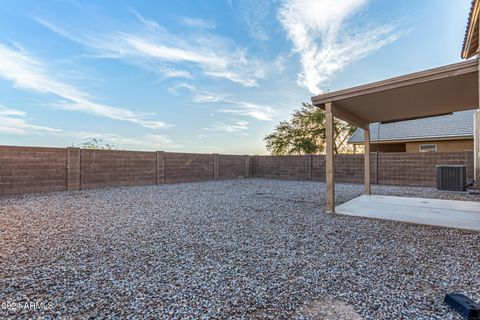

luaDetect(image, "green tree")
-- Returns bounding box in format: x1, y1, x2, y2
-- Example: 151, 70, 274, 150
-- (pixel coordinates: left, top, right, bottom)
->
264, 102, 356, 155
80, 138, 115, 150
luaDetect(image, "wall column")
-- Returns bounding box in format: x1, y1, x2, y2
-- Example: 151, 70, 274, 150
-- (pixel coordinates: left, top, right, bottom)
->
253, 155, 259, 177
213, 153, 219, 180
66, 147, 80, 190
156, 151, 165, 184
325, 102, 335, 213
364, 128, 371, 195
305, 155, 312, 180
244, 155, 250, 178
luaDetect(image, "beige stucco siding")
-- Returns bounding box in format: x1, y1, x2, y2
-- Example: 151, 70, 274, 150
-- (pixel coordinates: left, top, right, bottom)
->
406, 139, 473, 152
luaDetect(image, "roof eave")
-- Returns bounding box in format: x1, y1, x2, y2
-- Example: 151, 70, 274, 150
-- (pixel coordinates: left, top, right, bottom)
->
349, 135, 474, 145
462, 0, 480, 59
311, 59, 478, 106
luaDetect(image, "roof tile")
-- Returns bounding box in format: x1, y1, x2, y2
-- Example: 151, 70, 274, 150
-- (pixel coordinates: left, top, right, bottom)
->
349, 109, 476, 144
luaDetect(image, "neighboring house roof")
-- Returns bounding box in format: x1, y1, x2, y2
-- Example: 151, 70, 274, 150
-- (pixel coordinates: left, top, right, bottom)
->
348, 109, 476, 144
462, 0, 479, 59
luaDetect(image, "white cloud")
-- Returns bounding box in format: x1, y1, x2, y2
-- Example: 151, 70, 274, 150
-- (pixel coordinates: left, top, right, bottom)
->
204, 120, 249, 133
37, 13, 269, 87
177, 17, 216, 29
278, 0, 401, 94
203, 70, 258, 87
173, 83, 276, 121
143, 134, 172, 145
67, 131, 174, 150
272, 55, 287, 73
218, 102, 275, 121
0, 42, 170, 129
0, 106, 61, 135
169, 83, 226, 103
0, 106, 174, 150
128, 8, 162, 31
237, 0, 272, 41
123, 35, 227, 68
160, 67, 193, 79
114, 33, 261, 87
35, 17, 81, 43
0, 106, 26, 117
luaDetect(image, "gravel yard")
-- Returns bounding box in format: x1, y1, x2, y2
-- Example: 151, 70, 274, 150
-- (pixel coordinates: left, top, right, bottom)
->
1, 178, 479, 319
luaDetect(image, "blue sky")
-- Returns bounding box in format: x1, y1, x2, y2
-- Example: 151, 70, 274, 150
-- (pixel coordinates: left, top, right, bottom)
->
0, 0, 472, 154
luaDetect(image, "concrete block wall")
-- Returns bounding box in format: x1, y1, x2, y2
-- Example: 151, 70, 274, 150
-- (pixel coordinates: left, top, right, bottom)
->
334, 154, 365, 183
80, 149, 157, 189
0, 147, 253, 195
254, 155, 308, 180
67, 147, 80, 190
256, 154, 375, 183
0, 145, 475, 195
218, 154, 248, 179
256, 151, 473, 187
0, 146, 67, 195
311, 155, 326, 181
156, 151, 166, 184
377, 151, 474, 187
164, 152, 214, 183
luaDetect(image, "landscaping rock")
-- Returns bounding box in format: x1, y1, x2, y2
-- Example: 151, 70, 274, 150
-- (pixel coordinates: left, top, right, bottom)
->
0, 179, 478, 319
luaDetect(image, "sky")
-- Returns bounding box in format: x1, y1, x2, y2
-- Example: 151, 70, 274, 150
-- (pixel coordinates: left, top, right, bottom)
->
0, 0, 472, 154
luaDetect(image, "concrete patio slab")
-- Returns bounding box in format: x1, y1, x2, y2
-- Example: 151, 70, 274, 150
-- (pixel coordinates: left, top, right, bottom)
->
336, 195, 480, 231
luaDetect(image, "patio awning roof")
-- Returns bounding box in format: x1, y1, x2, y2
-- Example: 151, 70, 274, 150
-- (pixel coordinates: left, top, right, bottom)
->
462, 0, 480, 59
312, 58, 480, 214
311, 59, 479, 129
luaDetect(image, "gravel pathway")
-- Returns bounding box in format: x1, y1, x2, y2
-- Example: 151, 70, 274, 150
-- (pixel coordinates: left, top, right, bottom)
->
0, 179, 479, 319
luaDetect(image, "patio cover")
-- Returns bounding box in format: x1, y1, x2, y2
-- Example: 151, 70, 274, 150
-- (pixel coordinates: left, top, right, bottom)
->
311, 58, 480, 212
312, 59, 478, 127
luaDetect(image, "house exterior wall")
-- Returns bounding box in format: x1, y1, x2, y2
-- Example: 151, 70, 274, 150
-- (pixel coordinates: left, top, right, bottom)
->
353, 138, 473, 153
405, 139, 473, 152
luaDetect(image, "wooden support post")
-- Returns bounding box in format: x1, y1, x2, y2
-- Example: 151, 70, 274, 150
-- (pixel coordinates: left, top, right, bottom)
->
325, 102, 335, 213
476, 55, 480, 188
475, 56, 480, 188
475, 111, 480, 187
364, 128, 371, 195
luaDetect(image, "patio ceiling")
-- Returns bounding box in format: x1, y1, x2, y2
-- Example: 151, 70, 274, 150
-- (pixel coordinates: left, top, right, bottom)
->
311, 59, 479, 129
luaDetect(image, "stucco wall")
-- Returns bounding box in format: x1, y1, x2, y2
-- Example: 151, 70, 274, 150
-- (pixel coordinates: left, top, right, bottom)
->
354, 139, 473, 153
405, 139, 473, 152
